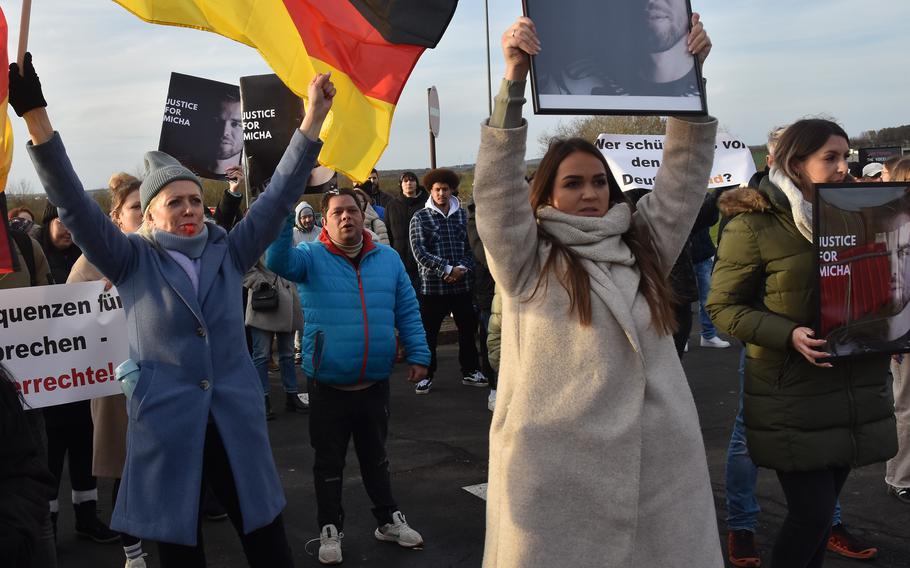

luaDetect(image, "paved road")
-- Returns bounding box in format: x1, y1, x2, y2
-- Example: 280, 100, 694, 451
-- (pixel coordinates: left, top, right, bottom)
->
54, 336, 910, 567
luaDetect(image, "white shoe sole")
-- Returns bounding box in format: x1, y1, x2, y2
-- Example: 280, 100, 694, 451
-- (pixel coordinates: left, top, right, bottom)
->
415, 388, 431, 395
462, 379, 489, 387
374, 529, 423, 548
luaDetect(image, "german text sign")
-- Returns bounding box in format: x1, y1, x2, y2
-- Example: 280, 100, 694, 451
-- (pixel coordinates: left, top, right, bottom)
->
596, 132, 756, 191
0, 282, 129, 408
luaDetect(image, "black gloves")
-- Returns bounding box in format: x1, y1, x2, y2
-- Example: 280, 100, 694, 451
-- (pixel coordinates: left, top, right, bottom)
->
8, 52, 47, 117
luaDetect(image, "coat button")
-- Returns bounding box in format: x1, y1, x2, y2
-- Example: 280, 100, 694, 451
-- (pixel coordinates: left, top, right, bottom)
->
196, 327, 206, 337
199, 379, 211, 391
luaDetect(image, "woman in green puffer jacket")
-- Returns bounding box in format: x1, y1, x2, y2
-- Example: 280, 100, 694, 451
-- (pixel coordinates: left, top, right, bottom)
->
707, 118, 896, 568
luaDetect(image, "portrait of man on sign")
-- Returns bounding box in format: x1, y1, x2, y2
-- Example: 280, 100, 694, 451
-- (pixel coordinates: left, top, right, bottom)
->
525, 0, 707, 115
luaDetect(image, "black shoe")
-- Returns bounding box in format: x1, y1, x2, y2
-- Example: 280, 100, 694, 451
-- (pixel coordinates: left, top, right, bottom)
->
74, 501, 119, 544
727, 529, 761, 567
889, 484, 910, 505
50, 511, 58, 542
265, 394, 276, 421
286, 392, 309, 412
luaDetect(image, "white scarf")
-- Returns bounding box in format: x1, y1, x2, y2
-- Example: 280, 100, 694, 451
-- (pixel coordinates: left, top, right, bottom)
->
770, 167, 813, 242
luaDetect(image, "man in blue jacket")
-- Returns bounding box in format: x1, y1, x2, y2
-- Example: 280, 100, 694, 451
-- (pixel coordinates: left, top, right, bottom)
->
266, 188, 430, 566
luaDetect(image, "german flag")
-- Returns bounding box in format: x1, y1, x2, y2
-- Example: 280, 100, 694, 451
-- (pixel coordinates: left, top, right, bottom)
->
0, 7, 16, 274
112, 0, 458, 181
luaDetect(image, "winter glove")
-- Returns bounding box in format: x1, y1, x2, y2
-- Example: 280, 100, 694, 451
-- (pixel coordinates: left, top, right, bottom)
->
8, 52, 47, 117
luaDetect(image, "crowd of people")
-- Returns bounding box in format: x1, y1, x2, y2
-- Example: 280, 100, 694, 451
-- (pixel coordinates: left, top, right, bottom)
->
0, 12, 908, 568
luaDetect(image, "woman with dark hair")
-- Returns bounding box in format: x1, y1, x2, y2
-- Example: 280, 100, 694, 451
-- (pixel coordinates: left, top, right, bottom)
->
0, 364, 56, 568
10, 53, 335, 567
473, 17, 720, 567
708, 119, 897, 567
31, 202, 81, 285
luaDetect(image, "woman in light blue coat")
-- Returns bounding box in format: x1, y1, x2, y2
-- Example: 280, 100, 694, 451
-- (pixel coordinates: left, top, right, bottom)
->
10, 55, 336, 567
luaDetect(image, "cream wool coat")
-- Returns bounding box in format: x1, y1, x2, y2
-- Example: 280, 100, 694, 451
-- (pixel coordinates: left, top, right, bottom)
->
473, 117, 722, 568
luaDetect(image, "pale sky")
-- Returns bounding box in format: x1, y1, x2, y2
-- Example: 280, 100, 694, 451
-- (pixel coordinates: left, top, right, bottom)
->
4, 1, 909, 192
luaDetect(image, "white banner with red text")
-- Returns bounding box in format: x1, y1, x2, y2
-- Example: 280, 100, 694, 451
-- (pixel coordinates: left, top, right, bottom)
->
0, 281, 129, 408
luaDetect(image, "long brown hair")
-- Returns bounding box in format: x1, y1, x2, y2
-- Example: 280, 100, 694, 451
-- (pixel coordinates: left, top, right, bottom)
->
528, 137, 677, 333
773, 118, 848, 195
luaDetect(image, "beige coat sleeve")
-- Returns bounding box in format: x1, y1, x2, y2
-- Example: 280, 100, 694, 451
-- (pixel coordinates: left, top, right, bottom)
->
632, 116, 718, 275
487, 288, 502, 371
472, 122, 540, 297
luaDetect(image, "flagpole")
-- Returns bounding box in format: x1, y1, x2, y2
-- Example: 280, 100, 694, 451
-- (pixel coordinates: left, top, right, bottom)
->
483, 0, 492, 116
17, 0, 32, 71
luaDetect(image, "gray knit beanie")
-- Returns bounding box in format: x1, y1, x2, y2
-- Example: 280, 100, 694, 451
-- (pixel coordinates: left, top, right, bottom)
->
139, 151, 203, 213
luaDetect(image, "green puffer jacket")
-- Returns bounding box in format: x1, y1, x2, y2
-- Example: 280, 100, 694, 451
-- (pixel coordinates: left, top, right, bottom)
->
707, 177, 896, 472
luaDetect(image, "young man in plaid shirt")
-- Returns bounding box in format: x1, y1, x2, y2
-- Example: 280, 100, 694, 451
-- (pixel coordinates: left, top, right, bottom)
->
408, 169, 487, 394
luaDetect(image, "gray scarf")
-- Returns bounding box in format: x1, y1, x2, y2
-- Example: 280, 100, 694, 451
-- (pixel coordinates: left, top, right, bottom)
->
152, 224, 209, 259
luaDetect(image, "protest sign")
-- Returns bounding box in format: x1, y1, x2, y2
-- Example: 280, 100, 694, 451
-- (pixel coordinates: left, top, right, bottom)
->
596, 132, 756, 191
0, 281, 129, 408
158, 72, 242, 181
858, 146, 903, 168
239, 73, 305, 195
815, 182, 910, 358
523, 0, 706, 116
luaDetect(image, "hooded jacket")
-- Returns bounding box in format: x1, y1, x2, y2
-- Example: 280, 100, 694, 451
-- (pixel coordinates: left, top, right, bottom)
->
408, 195, 474, 296
293, 202, 320, 245
707, 177, 897, 472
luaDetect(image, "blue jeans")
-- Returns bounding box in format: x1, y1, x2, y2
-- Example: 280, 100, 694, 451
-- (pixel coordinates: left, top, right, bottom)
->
693, 257, 717, 340
726, 349, 842, 531
250, 328, 299, 394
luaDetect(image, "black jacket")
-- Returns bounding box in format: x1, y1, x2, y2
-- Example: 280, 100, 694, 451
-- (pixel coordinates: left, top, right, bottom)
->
466, 199, 495, 311
0, 378, 55, 567
385, 187, 429, 286
30, 225, 81, 285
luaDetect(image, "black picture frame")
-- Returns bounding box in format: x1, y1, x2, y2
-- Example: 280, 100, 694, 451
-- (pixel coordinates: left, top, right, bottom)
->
521, 0, 708, 116
814, 181, 910, 359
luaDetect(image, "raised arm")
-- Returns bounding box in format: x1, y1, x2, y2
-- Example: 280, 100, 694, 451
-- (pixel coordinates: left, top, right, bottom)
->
632, 115, 718, 275
12, 54, 136, 283
472, 18, 541, 297
227, 73, 335, 271
265, 215, 314, 282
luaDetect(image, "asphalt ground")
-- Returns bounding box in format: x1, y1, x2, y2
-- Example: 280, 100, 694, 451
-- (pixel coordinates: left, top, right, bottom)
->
52, 328, 910, 567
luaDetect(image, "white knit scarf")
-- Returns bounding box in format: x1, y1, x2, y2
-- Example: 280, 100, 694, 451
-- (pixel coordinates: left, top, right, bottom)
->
770, 167, 813, 242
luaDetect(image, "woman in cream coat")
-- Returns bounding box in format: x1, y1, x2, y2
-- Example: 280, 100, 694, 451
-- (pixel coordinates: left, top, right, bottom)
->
473, 17, 722, 567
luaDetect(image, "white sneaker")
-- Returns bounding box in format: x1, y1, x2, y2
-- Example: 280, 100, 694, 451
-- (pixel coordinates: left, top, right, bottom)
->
700, 336, 731, 349
462, 370, 489, 387
124, 555, 148, 568
318, 524, 343, 565
415, 378, 432, 395
375, 511, 423, 548
488, 389, 496, 412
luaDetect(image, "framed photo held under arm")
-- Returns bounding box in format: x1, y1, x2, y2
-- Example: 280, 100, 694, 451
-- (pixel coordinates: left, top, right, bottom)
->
814, 182, 910, 359
522, 0, 708, 116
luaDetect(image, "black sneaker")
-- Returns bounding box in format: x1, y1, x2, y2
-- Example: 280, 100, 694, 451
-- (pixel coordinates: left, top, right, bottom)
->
414, 379, 432, 395
727, 529, 761, 567
286, 392, 309, 412
73, 501, 119, 544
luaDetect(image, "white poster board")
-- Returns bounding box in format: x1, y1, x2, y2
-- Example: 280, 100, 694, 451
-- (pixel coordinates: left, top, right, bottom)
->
596, 132, 757, 191
0, 281, 129, 408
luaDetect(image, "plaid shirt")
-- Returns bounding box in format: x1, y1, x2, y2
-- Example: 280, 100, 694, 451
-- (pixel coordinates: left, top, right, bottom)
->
408, 198, 474, 296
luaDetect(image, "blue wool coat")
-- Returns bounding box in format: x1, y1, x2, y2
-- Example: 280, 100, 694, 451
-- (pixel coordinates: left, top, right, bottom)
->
28, 130, 322, 546
266, 221, 430, 384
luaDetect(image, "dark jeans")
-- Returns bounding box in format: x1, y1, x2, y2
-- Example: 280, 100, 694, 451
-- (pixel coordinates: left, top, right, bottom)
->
157, 424, 293, 568
44, 400, 96, 496
308, 380, 397, 530
419, 292, 480, 378
771, 467, 850, 568
673, 301, 694, 359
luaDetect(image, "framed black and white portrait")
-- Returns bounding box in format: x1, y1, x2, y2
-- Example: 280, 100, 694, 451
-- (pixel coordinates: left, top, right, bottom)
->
522, 0, 708, 116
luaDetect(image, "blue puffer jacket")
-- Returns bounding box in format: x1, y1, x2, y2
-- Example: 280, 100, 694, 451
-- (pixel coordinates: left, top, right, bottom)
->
266, 219, 430, 384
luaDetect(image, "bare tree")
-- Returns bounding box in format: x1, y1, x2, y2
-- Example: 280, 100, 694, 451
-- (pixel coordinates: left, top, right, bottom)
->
538, 115, 667, 153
